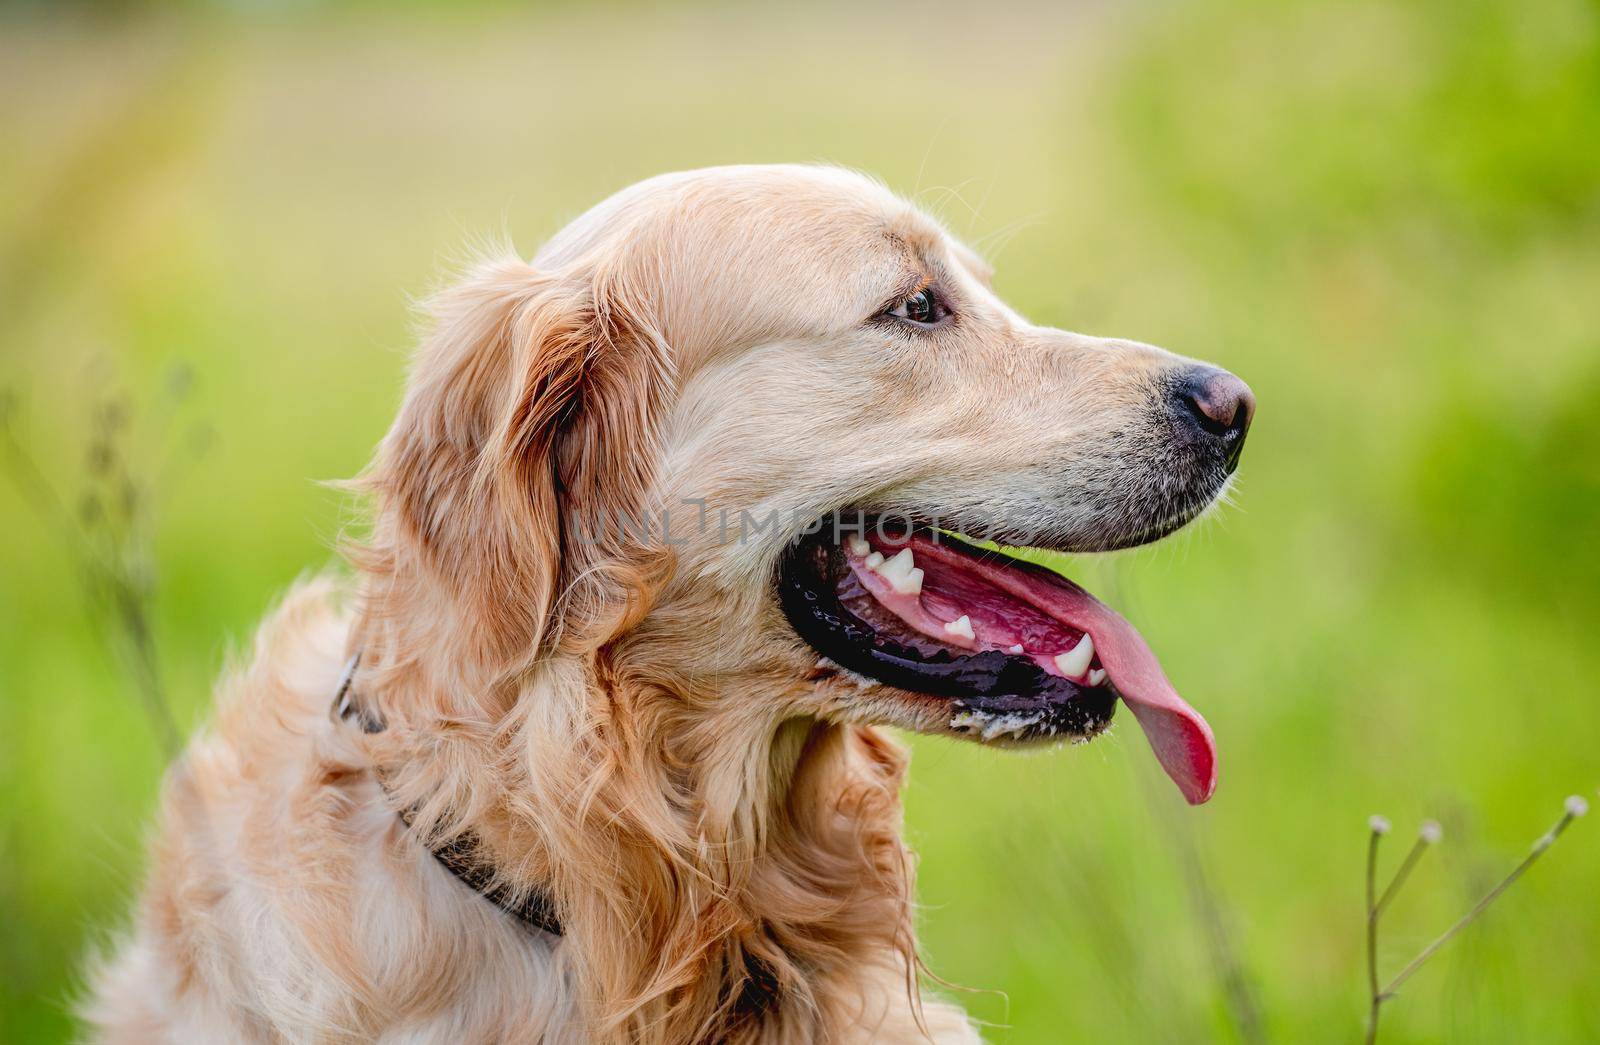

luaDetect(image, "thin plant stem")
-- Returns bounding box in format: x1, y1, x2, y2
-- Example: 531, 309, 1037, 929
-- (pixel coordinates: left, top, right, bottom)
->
1177, 825, 1267, 1045
1364, 824, 1383, 1045
1373, 836, 1429, 920
2, 390, 187, 758
1378, 805, 1583, 1001
110, 573, 181, 758
1, 405, 87, 544
1138, 668, 1266, 1044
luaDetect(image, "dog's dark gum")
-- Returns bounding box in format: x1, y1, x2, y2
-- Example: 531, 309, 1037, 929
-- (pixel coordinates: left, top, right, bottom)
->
777, 528, 1116, 737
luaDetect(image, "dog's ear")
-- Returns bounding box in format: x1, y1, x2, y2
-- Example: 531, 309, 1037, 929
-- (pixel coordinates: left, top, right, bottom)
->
367, 253, 672, 673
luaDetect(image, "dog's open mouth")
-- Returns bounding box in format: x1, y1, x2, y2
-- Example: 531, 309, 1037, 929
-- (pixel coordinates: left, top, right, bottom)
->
778, 520, 1217, 804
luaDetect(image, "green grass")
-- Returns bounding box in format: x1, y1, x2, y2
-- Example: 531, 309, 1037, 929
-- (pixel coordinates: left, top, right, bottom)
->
2, 1, 1597, 1040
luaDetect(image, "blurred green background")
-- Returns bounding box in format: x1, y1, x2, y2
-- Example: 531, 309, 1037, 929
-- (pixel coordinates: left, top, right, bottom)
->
2, 0, 1597, 1041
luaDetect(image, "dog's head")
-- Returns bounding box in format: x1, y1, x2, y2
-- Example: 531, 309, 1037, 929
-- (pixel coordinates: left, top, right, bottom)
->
369, 164, 1252, 803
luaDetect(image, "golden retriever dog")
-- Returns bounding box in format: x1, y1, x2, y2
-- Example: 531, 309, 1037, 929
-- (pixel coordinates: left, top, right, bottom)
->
86, 164, 1253, 1043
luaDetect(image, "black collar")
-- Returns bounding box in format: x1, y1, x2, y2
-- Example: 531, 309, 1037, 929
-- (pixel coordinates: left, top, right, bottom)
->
331, 655, 783, 1014
331, 654, 564, 937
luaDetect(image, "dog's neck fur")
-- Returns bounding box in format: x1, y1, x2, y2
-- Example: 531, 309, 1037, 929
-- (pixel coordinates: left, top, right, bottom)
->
350, 554, 928, 1042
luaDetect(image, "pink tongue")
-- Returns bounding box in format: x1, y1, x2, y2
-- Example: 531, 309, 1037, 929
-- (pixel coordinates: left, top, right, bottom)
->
888, 534, 1218, 805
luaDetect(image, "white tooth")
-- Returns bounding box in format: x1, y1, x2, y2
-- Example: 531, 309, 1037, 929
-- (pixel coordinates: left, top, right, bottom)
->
878, 547, 914, 580
1088, 668, 1107, 687
1007, 644, 1024, 655
876, 548, 922, 594
1053, 633, 1095, 678
943, 615, 975, 641
864, 551, 884, 569
846, 535, 871, 556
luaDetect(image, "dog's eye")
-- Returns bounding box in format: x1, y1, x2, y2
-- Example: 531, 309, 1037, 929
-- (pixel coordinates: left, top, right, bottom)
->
887, 287, 948, 326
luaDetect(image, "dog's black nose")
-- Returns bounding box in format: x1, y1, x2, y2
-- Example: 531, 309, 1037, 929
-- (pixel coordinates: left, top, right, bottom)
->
1172, 366, 1255, 469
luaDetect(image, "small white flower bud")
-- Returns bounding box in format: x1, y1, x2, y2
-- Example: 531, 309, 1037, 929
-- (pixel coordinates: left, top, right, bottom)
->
1419, 820, 1443, 844
1565, 795, 1589, 818
1369, 815, 1392, 835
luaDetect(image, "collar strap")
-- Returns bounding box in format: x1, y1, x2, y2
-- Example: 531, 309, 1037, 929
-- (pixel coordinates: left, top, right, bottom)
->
331, 654, 564, 937
331, 657, 788, 1012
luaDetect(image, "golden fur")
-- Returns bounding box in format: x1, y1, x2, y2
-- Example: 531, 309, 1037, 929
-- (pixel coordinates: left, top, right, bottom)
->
87, 165, 1209, 1042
